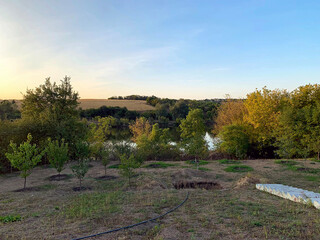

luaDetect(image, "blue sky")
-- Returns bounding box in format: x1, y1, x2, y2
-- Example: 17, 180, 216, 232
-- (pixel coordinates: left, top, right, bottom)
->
0, 0, 320, 99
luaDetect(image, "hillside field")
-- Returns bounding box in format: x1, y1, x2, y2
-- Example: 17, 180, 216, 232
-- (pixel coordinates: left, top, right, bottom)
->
4, 99, 155, 112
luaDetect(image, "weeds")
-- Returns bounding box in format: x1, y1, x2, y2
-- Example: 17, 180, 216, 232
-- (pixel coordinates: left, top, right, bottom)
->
219, 159, 241, 164
0, 215, 21, 223
224, 165, 253, 172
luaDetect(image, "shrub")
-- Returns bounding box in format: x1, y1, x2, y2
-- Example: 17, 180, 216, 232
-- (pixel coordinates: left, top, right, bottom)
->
119, 154, 140, 186
71, 141, 90, 190
5, 134, 44, 189
46, 138, 69, 180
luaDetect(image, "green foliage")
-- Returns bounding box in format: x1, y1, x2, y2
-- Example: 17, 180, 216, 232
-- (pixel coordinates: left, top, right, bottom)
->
180, 109, 206, 139
224, 165, 253, 172
108, 164, 120, 169
46, 138, 68, 177
218, 159, 241, 164
219, 124, 250, 159
21, 77, 87, 158
0, 215, 21, 223
180, 109, 208, 161
183, 134, 209, 160
111, 140, 136, 161
130, 118, 179, 161
186, 160, 209, 165
274, 160, 298, 166
22, 77, 79, 122
119, 154, 140, 185
100, 148, 110, 176
71, 141, 90, 189
0, 100, 20, 120
5, 133, 44, 189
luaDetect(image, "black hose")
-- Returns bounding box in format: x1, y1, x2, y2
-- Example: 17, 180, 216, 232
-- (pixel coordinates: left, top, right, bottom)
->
72, 191, 189, 240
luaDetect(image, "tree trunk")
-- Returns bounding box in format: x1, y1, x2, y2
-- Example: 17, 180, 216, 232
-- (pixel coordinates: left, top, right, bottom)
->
24, 177, 27, 189
196, 157, 199, 170
79, 178, 82, 191
58, 172, 61, 181
318, 151, 319, 161
105, 165, 107, 177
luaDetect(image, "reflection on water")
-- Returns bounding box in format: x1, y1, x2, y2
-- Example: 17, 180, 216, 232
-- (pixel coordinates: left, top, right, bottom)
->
204, 132, 220, 151
107, 131, 219, 151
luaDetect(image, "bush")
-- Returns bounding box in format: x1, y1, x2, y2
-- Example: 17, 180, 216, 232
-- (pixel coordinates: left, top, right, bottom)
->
46, 138, 69, 180
119, 154, 140, 186
5, 134, 44, 189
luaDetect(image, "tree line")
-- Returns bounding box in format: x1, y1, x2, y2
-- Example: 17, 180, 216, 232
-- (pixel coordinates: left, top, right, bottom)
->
0, 77, 209, 192
215, 85, 320, 160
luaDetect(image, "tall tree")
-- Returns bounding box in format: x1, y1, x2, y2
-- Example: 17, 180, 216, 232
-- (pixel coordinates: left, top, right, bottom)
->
213, 98, 247, 135
180, 109, 208, 162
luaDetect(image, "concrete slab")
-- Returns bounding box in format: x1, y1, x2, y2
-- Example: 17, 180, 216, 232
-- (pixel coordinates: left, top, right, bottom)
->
256, 184, 320, 208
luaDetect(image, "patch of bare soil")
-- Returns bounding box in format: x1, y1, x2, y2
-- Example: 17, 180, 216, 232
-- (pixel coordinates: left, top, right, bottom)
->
235, 175, 260, 188
48, 174, 72, 181
95, 175, 118, 180
13, 187, 42, 192
173, 180, 222, 190
72, 186, 92, 192
156, 226, 184, 240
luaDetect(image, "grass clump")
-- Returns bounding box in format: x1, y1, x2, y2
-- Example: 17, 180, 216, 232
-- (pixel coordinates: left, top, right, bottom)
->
219, 159, 241, 164
224, 165, 253, 173
198, 167, 211, 171
108, 164, 120, 169
0, 215, 21, 223
305, 175, 319, 181
274, 160, 298, 166
185, 160, 209, 166
287, 165, 320, 174
144, 162, 178, 168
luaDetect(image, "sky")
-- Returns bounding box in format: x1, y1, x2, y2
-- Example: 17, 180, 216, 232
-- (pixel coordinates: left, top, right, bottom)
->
0, 0, 320, 100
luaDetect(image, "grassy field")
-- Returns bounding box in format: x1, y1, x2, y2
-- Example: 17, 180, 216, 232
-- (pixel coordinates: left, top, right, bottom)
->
1, 159, 320, 239
6, 99, 155, 112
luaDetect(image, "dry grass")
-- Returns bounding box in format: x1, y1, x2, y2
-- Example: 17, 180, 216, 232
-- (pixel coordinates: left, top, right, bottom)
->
5, 99, 155, 112
1, 159, 320, 239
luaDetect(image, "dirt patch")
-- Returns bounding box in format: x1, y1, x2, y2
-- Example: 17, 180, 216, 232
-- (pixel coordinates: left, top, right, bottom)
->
13, 187, 42, 192
173, 180, 222, 190
235, 175, 260, 188
72, 186, 92, 192
48, 174, 72, 181
95, 175, 118, 180
156, 226, 184, 240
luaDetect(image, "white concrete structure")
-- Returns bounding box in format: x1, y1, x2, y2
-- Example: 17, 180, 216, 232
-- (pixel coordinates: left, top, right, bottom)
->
256, 184, 320, 209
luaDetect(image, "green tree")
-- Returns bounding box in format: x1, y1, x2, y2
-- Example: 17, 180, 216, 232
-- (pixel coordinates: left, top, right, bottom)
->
119, 154, 140, 186
180, 109, 208, 164
71, 141, 90, 190
21, 77, 87, 152
219, 124, 250, 159
46, 138, 69, 180
100, 147, 110, 176
5, 134, 44, 189
88, 116, 117, 161
180, 109, 206, 140
0, 100, 20, 120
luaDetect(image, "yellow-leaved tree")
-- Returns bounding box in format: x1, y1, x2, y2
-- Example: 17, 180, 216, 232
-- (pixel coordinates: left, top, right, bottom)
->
244, 87, 288, 144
